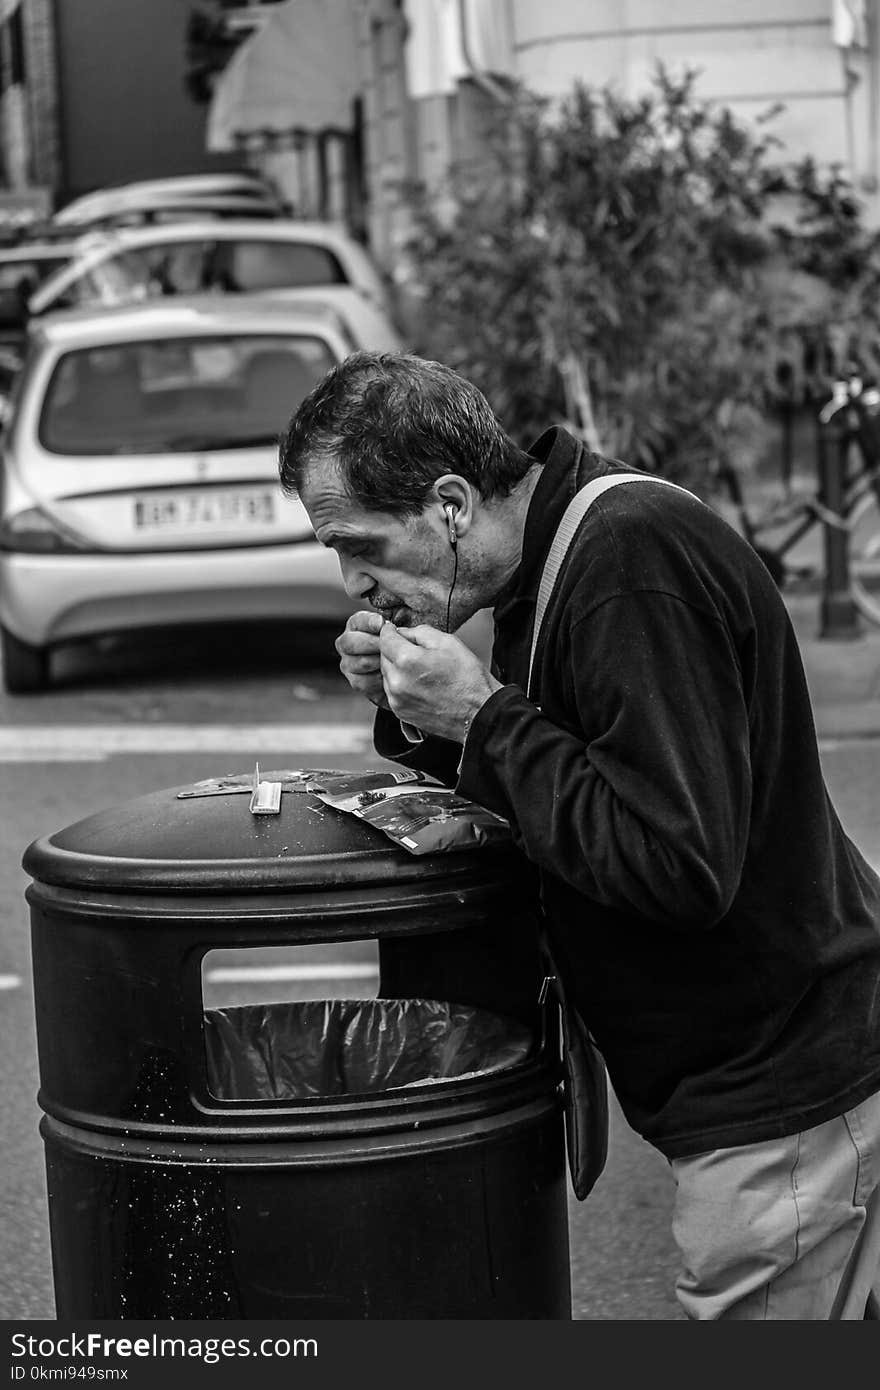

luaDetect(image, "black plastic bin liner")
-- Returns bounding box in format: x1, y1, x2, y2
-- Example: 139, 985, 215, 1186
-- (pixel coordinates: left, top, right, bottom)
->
204, 997, 536, 1101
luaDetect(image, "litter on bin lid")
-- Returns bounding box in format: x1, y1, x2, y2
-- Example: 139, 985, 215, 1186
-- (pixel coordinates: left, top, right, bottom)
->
315, 773, 509, 856
249, 762, 282, 816
177, 770, 341, 799
177, 767, 439, 800
304, 767, 442, 795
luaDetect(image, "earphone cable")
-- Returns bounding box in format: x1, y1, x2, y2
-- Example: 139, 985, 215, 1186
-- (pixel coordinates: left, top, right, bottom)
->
445, 542, 459, 634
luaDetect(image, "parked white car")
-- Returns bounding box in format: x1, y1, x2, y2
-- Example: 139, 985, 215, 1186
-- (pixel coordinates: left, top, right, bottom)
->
50, 173, 288, 228
27, 219, 397, 330
0, 296, 365, 692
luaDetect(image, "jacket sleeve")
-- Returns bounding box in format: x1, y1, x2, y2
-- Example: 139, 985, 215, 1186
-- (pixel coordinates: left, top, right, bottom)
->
373, 707, 463, 787
455, 590, 752, 929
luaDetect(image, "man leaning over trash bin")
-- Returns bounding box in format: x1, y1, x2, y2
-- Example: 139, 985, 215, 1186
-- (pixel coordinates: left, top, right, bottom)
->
278, 349, 880, 1321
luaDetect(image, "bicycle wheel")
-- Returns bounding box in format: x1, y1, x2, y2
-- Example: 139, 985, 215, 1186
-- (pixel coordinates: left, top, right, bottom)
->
849, 485, 880, 628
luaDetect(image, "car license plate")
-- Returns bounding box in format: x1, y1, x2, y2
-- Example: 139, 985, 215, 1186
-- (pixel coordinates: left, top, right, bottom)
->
133, 488, 277, 531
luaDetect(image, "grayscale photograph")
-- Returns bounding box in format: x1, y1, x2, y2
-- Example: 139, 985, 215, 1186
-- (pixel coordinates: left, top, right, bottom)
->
1, 0, 880, 1351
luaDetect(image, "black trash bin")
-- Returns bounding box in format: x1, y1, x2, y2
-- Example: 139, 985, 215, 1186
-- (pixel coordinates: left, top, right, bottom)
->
23, 770, 572, 1320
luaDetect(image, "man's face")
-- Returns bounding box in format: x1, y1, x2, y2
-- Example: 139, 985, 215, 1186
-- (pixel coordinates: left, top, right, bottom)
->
299, 464, 457, 628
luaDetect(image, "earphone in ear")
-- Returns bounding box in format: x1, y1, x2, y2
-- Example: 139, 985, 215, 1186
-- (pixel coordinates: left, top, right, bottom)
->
443, 502, 458, 547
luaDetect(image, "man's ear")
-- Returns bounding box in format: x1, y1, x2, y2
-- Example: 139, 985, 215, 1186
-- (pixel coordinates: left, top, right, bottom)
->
433, 475, 472, 540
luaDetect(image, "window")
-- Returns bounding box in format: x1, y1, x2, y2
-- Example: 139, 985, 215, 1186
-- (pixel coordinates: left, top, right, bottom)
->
153, 240, 216, 294
47, 260, 146, 313
220, 239, 347, 291
38, 334, 336, 456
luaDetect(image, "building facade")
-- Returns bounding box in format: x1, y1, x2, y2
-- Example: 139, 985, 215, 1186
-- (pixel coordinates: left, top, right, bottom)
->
1, 2, 877, 248
0, 0, 241, 228
0, 0, 56, 227
356, 0, 880, 269
512, 1, 878, 207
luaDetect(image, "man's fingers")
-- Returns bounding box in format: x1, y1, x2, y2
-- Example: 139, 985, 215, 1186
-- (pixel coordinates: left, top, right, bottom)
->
378, 621, 439, 658
347, 609, 384, 635
336, 628, 382, 658
383, 622, 459, 651
378, 622, 411, 658
341, 653, 382, 676
349, 678, 390, 712
403, 624, 446, 647
337, 611, 384, 653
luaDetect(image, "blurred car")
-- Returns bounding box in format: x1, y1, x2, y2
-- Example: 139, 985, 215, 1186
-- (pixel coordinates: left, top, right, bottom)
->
0, 239, 78, 366
0, 296, 367, 693
50, 172, 288, 229
27, 219, 399, 345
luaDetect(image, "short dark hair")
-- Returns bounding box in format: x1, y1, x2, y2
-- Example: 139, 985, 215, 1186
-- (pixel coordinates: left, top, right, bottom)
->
278, 350, 532, 516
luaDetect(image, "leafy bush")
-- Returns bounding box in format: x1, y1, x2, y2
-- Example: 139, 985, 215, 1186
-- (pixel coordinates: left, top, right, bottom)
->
398, 68, 880, 490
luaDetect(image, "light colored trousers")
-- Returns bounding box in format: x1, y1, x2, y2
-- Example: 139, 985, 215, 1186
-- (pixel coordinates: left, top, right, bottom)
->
670, 1086, 880, 1319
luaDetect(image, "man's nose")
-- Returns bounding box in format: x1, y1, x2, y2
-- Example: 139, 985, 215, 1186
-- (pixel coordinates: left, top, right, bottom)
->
338, 555, 372, 603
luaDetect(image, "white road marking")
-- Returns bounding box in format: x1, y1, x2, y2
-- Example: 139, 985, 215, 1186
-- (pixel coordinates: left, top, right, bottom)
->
0, 974, 22, 990
818, 736, 880, 752
0, 727, 873, 763
206, 964, 378, 984
0, 724, 373, 762
0, 751, 102, 762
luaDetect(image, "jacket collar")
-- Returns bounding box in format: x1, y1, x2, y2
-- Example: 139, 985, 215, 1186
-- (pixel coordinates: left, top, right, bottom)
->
494, 424, 595, 619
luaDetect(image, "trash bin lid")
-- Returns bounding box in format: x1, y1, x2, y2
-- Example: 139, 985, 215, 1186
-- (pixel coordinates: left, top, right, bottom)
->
22, 769, 517, 893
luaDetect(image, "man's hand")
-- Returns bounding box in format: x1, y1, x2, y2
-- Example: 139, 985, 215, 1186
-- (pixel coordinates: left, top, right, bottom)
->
379, 622, 501, 742
335, 610, 389, 710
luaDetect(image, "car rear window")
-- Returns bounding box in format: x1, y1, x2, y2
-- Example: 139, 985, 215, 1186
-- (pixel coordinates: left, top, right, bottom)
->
56, 239, 349, 310
215, 240, 347, 292
38, 334, 335, 456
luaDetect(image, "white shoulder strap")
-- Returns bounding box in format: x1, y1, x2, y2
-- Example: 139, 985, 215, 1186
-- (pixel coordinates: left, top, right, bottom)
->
526, 473, 698, 699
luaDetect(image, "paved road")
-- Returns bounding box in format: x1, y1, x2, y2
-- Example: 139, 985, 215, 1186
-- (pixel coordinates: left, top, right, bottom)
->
1, 620, 877, 1321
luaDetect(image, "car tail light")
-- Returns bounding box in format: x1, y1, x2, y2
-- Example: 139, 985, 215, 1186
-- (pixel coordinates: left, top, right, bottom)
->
0, 506, 94, 554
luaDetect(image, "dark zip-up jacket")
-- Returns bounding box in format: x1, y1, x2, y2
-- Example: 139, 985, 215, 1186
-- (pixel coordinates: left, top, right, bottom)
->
374, 425, 880, 1159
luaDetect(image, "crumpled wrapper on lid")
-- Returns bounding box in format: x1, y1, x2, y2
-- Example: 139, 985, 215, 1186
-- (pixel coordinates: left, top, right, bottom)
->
311, 770, 510, 856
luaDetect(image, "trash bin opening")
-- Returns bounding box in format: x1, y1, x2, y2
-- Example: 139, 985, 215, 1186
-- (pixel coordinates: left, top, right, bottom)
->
203, 997, 536, 1102
201, 941, 380, 1013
